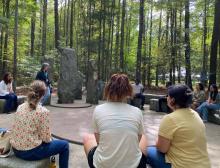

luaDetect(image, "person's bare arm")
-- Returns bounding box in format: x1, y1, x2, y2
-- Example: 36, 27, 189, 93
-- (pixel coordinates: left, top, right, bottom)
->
156, 135, 171, 153
94, 133, 100, 144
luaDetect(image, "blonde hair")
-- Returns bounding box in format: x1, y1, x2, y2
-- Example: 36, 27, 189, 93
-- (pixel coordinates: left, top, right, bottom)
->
28, 80, 46, 109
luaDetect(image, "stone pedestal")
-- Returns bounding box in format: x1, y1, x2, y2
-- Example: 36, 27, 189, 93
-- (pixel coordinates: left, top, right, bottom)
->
58, 48, 83, 104
0, 154, 50, 168
86, 60, 99, 104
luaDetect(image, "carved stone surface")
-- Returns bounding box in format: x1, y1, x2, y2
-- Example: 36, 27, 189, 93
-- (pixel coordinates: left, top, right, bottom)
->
58, 48, 83, 103
86, 60, 99, 104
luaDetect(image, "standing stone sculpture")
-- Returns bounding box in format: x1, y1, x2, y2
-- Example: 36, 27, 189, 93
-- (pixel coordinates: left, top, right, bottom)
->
86, 59, 99, 104
58, 48, 83, 103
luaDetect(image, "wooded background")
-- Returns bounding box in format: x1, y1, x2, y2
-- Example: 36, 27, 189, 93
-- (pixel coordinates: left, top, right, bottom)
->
0, 0, 220, 88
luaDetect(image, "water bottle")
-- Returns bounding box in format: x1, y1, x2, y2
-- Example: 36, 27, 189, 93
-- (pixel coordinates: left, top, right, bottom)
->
49, 156, 56, 168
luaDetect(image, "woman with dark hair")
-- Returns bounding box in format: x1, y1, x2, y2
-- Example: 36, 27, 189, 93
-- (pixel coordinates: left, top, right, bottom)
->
83, 74, 147, 168
191, 82, 206, 109
10, 80, 69, 168
146, 84, 210, 168
36, 63, 52, 105
196, 84, 220, 122
0, 72, 17, 113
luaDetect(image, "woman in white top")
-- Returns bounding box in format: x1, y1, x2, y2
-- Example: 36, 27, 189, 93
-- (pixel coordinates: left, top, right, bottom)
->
83, 73, 148, 168
0, 72, 17, 113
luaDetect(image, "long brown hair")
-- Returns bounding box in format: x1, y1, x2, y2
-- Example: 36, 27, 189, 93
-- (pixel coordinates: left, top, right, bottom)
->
3, 72, 12, 84
28, 80, 46, 109
104, 74, 132, 102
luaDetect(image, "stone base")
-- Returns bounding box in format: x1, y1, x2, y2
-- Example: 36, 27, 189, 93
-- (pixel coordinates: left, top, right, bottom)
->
150, 99, 159, 112
0, 96, 27, 113
0, 155, 50, 168
127, 98, 142, 109
208, 110, 220, 125
143, 94, 165, 104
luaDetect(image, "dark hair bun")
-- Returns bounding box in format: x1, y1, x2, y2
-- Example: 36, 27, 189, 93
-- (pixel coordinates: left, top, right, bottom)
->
168, 84, 193, 108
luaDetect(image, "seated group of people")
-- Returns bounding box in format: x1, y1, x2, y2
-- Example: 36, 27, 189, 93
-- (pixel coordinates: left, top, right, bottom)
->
0, 63, 52, 113
1, 73, 212, 168
192, 82, 220, 122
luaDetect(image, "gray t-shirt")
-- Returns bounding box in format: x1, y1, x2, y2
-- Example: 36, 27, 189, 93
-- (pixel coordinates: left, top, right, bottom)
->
93, 102, 144, 168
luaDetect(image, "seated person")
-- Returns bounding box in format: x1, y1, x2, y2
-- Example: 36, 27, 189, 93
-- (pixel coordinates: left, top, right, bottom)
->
131, 79, 145, 110
158, 81, 172, 112
196, 84, 220, 122
10, 80, 69, 168
191, 82, 206, 110
0, 72, 17, 113
146, 84, 211, 168
83, 74, 148, 168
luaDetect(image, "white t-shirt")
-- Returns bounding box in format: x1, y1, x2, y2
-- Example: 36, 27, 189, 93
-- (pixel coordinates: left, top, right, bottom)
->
93, 102, 144, 168
0, 80, 12, 96
132, 83, 144, 94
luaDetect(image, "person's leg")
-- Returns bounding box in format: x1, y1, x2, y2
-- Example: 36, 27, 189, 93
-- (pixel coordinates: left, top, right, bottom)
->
202, 104, 220, 121
146, 146, 171, 168
40, 87, 51, 105
14, 140, 69, 168
83, 133, 97, 157
196, 102, 208, 113
1, 94, 13, 112
140, 94, 145, 107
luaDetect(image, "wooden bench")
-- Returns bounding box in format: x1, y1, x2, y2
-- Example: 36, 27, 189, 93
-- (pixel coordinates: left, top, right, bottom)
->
0, 96, 27, 114
0, 154, 50, 168
127, 97, 142, 109
208, 109, 220, 125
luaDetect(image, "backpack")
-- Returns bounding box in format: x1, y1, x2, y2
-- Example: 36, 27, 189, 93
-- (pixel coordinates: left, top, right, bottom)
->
0, 129, 12, 158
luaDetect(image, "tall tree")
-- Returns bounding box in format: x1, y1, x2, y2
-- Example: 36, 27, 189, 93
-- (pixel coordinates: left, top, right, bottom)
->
13, 0, 19, 90
69, 0, 75, 48
54, 0, 60, 49
119, 0, 126, 72
30, 0, 37, 57
184, 0, 192, 89
2, 0, 10, 74
201, 0, 208, 85
209, 0, 220, 85
147, 1, 153, 86
136, 0, 145, 81
114, 0, 121, 71
155, 9, 162, 86
42, 0, 48, 60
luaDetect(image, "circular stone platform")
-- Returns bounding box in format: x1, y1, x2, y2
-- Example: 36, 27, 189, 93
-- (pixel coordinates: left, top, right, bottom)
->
47, 105, 164, 145
50, 97, 92, 108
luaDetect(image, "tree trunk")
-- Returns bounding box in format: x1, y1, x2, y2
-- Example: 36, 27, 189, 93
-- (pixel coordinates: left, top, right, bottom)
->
13, 0, 18, 91
70, 0, 75, 48
119, 0, 126, 72
184, 0, 192, 89
30, 0, 36, 57
54, 0, 60, 49
201, 0, 208, 85
147, 2, 153, 86
42, 0, 47, 60
98, 0, 103, 78
114, 0, 121, 71
136, 0, 145, 81
0, 0, 5, 74
2, 0, 10, 74
155, 9, 162, 86
66, 0, 70, 46
177, 9, 182, 83
209, 0, 220, 85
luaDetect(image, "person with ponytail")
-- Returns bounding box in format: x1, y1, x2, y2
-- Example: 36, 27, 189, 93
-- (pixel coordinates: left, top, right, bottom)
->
10, 80, 69, 168
146, 84, 210, 168
83, 74, 148, 168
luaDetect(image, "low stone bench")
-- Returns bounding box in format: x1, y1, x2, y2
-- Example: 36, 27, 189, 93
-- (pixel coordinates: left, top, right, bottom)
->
143, 93, 165, 104
208, 109, 220, 125
0, 154, 50, 168
127, 97, 142, 109
149, 99, 159, 112
0, 95, 27, 113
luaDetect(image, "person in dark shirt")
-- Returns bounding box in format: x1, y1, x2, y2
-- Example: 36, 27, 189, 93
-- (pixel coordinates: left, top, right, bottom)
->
36, 63, 52, 105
